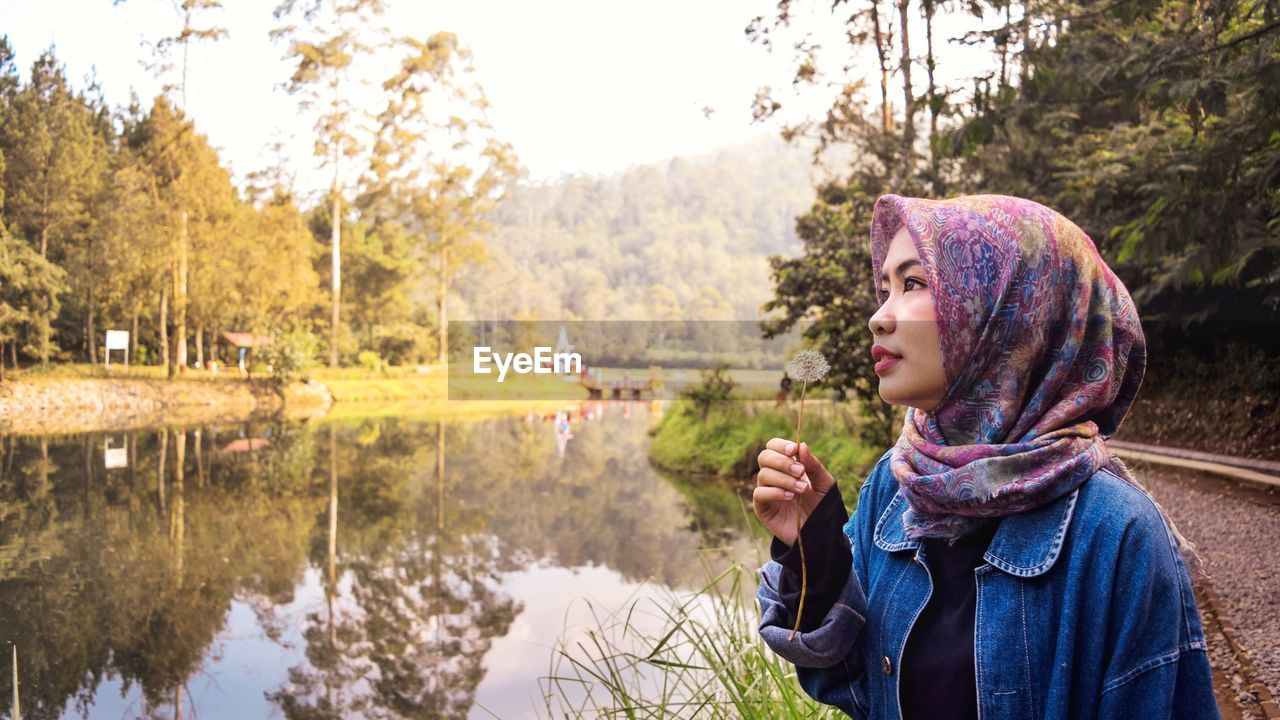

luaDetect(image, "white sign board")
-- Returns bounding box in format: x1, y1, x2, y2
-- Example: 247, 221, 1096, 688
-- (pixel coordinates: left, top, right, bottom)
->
104, 330, 130, 369
104, 438, 128, 469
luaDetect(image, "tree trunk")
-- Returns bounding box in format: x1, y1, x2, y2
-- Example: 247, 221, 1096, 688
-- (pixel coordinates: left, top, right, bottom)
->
131, 306, 139, 366
870, 1, 892, 133
87, 281, 98, 364
898, 0, 915, 184
1021, 1, 1033, 85
924, 0, 940, 184
195, 323, 204, 368
330, 189, 342, 367
160, 282, 170, 371
436, 241, 448, 364
999, 4, 1011, 90
173, 210, 189, 374
8, 342, 17, 372
1, 340, 5, 382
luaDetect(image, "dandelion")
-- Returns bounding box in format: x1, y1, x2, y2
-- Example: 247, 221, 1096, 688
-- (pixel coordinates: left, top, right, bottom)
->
785, 349, 829, 641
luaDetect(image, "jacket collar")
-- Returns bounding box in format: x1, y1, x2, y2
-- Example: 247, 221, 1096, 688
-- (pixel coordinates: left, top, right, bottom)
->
873, 483, 1081, 578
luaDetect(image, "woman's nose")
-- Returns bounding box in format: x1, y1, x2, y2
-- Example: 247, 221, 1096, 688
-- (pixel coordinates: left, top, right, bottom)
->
869, 305, 893, 336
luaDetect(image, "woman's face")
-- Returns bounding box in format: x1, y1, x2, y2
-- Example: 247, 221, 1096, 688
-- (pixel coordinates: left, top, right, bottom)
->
868, 226, 948, 413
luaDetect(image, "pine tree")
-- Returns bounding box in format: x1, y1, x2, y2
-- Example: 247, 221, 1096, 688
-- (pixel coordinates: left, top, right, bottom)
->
273, 0, 388, 367
374, 32, 520, 363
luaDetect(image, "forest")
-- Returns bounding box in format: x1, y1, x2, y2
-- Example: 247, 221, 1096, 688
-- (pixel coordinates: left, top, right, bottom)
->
0, 0, 1276, 399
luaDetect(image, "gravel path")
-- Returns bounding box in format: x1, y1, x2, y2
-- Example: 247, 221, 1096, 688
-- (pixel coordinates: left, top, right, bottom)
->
1130, 458, 1280, 719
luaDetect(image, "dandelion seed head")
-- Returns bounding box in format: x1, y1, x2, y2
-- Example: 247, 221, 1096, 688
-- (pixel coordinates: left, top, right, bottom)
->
787, 349, 830, 384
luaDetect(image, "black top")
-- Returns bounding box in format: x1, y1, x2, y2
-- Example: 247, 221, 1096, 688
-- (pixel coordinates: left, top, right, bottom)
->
899, 518, 1000, 720
770, 485, 1000, 720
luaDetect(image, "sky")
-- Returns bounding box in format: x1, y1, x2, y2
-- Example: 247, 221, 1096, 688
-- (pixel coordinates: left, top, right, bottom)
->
1, 0, 840, 194
2, 0, 994, 199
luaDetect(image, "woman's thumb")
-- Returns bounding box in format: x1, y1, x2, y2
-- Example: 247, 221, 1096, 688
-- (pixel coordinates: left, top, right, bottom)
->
798, 442, 834, 488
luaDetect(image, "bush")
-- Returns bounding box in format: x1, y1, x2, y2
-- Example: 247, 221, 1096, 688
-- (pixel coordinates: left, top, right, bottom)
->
357, 350, 387, 374
681, 363, 738, 420
372, 321, 434, 365
258, 326, 319, 389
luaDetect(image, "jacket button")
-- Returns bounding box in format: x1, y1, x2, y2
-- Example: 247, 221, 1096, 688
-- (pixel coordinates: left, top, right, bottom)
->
882, 656, 892, 675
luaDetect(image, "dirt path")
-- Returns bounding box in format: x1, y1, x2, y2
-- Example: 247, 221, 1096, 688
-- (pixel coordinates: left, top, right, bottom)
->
1125, 455, 1280, 719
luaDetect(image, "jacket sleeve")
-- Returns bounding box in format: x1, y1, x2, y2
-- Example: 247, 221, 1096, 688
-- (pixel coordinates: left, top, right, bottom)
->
1093, 493, 1222, 720
756, 452, 889, 718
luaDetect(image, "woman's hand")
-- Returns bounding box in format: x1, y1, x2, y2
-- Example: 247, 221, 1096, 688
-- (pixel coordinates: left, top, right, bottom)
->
753, 438, 836, 547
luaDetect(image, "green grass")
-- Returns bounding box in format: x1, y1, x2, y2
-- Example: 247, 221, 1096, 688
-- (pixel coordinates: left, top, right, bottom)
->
648, 400, 881, 515
313, 365, 447, 402
539, 557, 847, 719
538, 399, 883, 718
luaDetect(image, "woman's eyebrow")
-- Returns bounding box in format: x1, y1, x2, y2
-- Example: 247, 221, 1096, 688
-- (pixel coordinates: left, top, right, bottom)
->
879, 258, 923, 283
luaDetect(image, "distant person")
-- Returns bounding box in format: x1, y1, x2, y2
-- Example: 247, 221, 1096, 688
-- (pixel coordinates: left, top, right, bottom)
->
776, 372, 793, 406
753, 195, 1217, 719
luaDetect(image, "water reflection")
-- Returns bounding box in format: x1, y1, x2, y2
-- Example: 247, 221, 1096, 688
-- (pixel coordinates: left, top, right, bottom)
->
0, 401, 757, 719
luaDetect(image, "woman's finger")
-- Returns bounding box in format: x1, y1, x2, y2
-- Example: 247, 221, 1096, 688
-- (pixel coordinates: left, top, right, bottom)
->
753, 485, 795, 510
757, 466, 810, 492
765, 437, 798, 456
758, 447, 806, 478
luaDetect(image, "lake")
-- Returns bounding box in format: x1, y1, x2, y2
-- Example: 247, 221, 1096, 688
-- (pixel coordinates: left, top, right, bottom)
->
0, 400, 765, 719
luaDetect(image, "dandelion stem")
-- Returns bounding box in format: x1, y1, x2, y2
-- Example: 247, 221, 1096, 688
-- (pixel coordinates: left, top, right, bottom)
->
788, 379, 809, 641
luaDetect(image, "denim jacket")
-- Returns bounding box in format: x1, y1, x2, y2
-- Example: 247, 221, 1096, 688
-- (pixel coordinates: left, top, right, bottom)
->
757, 450, 1221, 720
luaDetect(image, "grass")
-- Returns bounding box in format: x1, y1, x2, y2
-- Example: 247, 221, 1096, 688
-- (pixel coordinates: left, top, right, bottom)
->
539, 554, 847, 720
533, 400, 883, 717
4, 362, 247, 382
312, 365, 448, 402
648, 400, 881, 514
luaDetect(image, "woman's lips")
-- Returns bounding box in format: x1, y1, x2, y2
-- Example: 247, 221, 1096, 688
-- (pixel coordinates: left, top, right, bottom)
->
874, 356, 903, 373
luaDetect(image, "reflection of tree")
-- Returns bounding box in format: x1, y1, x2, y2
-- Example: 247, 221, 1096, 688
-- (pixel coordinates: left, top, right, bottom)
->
0, 424, 320, 718
270, 420, 521, 720
1, 408, 753, 719
463, 404, 754, 588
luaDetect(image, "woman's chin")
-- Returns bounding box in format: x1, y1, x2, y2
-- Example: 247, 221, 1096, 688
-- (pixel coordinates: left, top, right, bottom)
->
877, 389, 906, 407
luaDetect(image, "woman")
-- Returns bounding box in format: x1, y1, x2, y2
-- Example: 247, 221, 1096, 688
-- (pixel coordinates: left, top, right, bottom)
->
753, 194, 1219, 720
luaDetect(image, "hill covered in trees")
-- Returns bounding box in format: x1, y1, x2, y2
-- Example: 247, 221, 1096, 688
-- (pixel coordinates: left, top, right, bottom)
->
450, 134, 828, 323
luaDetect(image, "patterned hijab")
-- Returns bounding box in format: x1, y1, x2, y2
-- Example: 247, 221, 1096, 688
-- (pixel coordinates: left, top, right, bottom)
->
870, 194, 1156, 544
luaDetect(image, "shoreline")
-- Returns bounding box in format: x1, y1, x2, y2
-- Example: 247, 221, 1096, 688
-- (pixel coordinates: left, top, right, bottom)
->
0, 376, 334, 435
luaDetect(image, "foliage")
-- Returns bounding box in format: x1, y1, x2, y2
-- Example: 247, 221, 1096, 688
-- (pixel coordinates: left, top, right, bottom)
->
752, 0, 1280, 441
357, 349, 386, 374
259, 325, 319, 387
273, 0, 388, 367
681, 363, 739, 421
466, 135, 825, 323
541, 559, 847, 719
370, 31, 522, 363
761, 177, 901, 448
648, 400, 880, 511
0, 222, 66, 378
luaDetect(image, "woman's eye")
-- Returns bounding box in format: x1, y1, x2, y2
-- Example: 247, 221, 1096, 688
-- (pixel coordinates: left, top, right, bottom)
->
905, 278, 925, 292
